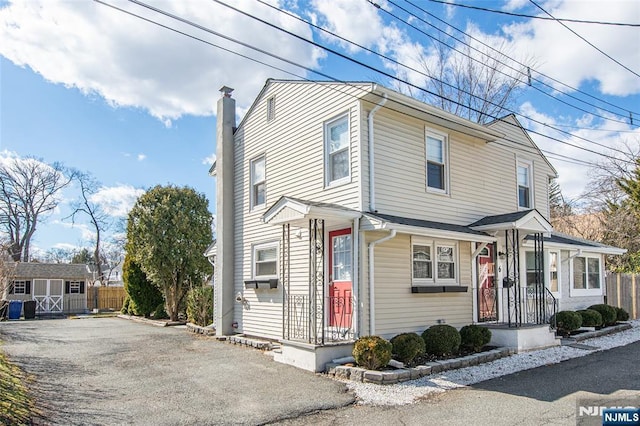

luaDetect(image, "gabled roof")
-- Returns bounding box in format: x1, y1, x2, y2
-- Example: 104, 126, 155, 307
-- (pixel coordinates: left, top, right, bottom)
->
204, 241, 217, 258
363, 212, 495, 243
262, 196, 360, 227
523, 232, 626, 255
469, 209, 553, 234
11, 263, 91, 280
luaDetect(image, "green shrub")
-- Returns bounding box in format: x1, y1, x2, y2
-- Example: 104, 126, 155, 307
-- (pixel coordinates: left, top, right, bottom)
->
123, 254, 164, 318
460, 325, 492, 352
552, 311, 582, 335
121, 295, 130, 314
187, 285, 213, 327
153, 303, 169, 320
587, 304, 617, 326
390, 333, 426, 364
616, 307, 630, 322
352, 336, 393, 370
421, 324, 461, 356
577, 309, 603, 327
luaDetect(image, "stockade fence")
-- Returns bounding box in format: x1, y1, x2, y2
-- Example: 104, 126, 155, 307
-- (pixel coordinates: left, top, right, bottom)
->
87, 286, 127, 312
605, 272, 639, 320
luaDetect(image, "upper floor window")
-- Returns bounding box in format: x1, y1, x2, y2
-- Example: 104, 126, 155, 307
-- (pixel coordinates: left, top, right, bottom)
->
266, 96, 275, 122
426, 130, 448, 193
573, 256, 600, 290
325, 115, 350, 186
412, 238, 457, 284
253, 242, 278, 279
517, 161, 532, 208
250, 155, 266, 209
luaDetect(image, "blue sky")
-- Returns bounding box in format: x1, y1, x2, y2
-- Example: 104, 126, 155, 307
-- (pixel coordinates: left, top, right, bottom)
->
1, 0, 639, 258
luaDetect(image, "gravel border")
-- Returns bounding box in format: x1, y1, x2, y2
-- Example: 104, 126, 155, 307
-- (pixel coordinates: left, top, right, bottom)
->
341, 320, 640, 406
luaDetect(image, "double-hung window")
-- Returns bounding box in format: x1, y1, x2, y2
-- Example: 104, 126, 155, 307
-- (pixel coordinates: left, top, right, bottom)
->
10, 280, 27, 295
253, 243, 278, 279
426, 130, 448, 193
250, 155, 266, 209
517, 160, 533, 209
572, 255, 601, 292
412, 238, 457, 285
325, 115, 350, 186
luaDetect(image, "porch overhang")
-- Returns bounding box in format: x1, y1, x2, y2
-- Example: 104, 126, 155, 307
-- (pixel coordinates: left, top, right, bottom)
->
522, 232, 627, 255
469, 209, 553, 235
362, 213, 496, 243
262, 196, 361, 227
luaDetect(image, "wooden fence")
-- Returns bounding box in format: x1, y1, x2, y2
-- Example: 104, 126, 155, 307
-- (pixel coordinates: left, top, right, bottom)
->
605, 273, 639, 320
87, 286, 127, 312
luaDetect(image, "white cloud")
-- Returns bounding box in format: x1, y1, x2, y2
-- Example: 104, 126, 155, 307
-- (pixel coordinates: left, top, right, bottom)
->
0, 0, 323, 120
52, 220, 96, 241
89, 185, 145, 217
202, 153, 217, 166
137, 153, 146, 161
52, 242, 81, 251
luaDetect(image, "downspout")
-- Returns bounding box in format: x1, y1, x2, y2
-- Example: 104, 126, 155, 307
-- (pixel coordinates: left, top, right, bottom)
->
352, 216, 360, 337
368, 229, 397, 335
368, 93, 387, 212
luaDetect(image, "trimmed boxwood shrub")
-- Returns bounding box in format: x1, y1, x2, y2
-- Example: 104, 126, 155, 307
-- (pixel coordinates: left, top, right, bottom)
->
551, 311, 582, 335
390, 333, 426, 364
616, 307, 630, 322
353, 336, 393, 370
577, 309, 603, 327
460, 325, 492, 352
587, 304, 617, 326
421, 324, 461, 356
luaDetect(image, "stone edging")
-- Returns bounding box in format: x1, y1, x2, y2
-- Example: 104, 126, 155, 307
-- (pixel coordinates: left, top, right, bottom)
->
326, 347, 514, 385
116, 314, 186, 327
186, 322, 216, 336
570, 322, 632, 342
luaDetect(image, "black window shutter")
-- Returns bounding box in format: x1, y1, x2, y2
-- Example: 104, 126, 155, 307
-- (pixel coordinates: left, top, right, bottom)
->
8, 281, 14, 295
80, 281, 85, 294
65, 281, 70, 294
25, 281, 31, 294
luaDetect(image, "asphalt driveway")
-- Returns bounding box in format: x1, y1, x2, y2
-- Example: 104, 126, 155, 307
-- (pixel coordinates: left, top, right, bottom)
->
0, 317, 354, 425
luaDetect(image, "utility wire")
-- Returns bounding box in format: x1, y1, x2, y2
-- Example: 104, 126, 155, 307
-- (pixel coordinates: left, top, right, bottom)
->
425, 0, 640, 28
529, 0, 640, 79
402, 0, 640, 118
248, 0, 634, 157
94, 0, 632, 168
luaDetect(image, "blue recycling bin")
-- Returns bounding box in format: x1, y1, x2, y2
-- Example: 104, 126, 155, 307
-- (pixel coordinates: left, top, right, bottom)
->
8, 300, 23, 320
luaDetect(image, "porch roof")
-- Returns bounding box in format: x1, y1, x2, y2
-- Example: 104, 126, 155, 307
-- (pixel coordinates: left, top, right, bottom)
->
363, 212, 496, 242
469, 209, 553, 234
523, 232, 626, 255
262, 196, 361, 227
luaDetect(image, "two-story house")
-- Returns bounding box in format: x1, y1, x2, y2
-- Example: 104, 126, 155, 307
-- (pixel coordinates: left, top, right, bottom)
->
210, 80, 624, 372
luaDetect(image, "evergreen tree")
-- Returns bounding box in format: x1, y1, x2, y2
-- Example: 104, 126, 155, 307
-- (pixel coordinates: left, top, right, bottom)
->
122, 253, 163, 317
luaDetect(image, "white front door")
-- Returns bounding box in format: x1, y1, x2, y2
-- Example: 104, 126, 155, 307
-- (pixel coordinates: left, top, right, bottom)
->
33, 279, 64, 313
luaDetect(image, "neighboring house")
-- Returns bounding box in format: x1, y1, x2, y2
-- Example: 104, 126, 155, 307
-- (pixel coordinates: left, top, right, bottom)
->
2, 263, 91, 314
210, 80, 625, 372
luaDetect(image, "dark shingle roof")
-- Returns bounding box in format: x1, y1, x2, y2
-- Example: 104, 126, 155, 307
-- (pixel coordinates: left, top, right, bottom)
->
367, 212, 490, 237
12, 263, 91, 280
469, 210, 536, 227
525, 232, 608, 249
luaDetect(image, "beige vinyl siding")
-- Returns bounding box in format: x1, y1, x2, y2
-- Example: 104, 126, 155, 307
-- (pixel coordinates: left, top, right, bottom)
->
365, 106, 555, 224
361, 232, 473, 339
232, 82, 368, 339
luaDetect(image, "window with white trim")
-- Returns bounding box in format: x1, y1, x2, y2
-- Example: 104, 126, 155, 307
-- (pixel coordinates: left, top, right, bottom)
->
325, 115, 350, 185
250, 155, 266, 209
11, 280, 26, 295
426, 130, 448, 193
412, 238, 457, 284
517, 161, 532, 208
69, 281, 82, 294
573, 256, 600, 290
549, 251, 559, 293
253, 242, 278, 279
524, 251, 560, 294
266, 96, 275, 122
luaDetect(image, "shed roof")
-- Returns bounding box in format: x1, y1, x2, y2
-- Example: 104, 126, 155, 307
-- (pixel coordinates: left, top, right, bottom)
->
11, 263, 91, 280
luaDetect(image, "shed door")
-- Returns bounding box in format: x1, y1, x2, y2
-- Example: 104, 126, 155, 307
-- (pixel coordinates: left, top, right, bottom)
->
33, 279, 64, 313
329, 228, 352, 329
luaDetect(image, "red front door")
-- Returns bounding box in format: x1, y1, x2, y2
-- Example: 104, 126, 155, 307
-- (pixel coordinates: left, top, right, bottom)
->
329, 228, 352, 328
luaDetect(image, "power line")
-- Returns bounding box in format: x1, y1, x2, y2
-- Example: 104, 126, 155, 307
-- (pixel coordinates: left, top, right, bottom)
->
529, 0, 640, 79
402, 0, 640, 118
94, 0, 632, 169
247, 0, 635, 157
425, 0, 640, 28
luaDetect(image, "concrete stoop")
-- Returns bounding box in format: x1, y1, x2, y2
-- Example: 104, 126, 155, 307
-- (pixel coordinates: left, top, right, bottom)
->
485, 324, 560, 352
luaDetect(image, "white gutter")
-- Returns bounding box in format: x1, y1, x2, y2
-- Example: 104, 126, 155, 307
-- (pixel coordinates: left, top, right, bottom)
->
368, 93, 387, 212
368, 229, 396, 335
